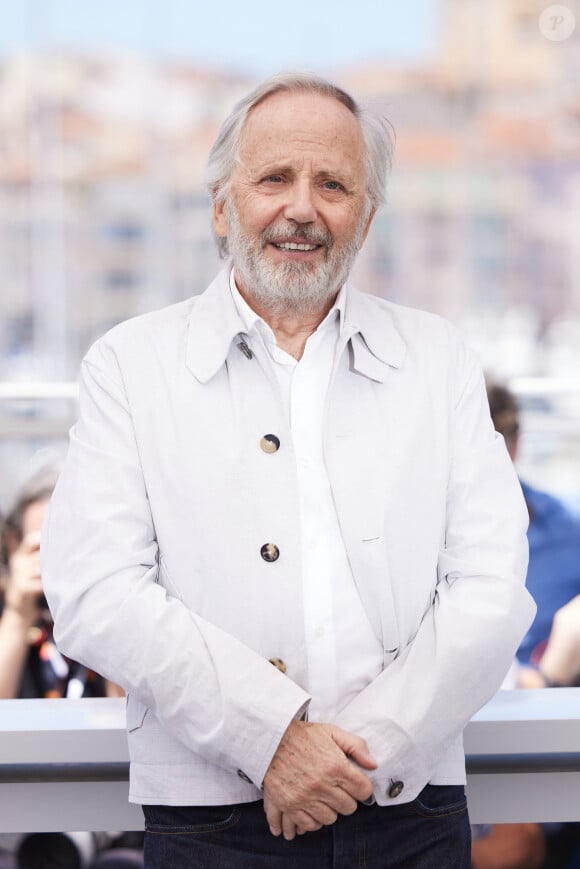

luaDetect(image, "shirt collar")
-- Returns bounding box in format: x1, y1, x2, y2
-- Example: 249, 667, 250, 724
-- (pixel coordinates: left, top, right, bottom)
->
186, 262, 406, 383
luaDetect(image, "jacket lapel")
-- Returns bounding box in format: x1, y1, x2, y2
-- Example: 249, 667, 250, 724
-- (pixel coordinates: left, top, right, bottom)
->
342, 285, 407, 380
185, 264, 246, 383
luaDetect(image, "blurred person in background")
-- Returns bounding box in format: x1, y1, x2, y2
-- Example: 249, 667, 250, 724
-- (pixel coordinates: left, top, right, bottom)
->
0, 472, 79, 699
470, 385, 580, 869
0, 472, 143, 869
0, 472, 114, 700
518, 595, 580, 692
487, 383, 580, 678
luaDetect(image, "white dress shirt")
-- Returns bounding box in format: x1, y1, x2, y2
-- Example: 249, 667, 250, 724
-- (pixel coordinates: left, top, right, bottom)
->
230, 270, 383, 722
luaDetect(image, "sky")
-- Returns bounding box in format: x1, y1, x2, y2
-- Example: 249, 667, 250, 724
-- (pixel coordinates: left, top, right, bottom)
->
0, 0, 441, 75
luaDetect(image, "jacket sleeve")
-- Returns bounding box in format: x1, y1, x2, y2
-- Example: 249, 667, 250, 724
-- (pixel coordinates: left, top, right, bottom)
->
334, 346, 536, 805
41, 342, 310, 788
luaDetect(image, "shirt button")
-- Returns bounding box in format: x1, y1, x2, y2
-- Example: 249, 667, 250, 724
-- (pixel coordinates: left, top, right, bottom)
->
387, 780, 404, 799
237, 769, 253, 784
269, 657, 287, 673
260, 543, 280, 562
260, 434, 280, 453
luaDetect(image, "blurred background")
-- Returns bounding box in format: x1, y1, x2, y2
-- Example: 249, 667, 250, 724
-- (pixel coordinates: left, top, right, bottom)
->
0, 0, 579, 511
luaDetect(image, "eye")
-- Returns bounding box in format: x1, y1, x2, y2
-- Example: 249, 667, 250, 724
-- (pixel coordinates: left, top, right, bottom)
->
323, 180, 344, 191
263, 174, 284, 184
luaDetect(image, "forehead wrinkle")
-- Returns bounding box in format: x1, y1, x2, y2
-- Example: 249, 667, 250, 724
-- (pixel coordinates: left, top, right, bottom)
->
238, 93, 365, 158
238, 143, 363, 181
241, 130, 363, 162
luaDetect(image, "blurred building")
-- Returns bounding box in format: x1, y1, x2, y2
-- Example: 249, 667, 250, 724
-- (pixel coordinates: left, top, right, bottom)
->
0, 0, 580, 380
0, 56, 254, 380
0, 0, 579, 506
347, 0, 580, 378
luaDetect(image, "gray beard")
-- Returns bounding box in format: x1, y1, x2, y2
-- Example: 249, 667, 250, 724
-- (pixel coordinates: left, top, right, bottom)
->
225, 202, 367, 317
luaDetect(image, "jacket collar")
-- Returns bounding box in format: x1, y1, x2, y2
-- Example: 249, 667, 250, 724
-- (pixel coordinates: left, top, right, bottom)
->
186, 263, 407, 383
186, 265, 247, 383
342, 284, 406, 382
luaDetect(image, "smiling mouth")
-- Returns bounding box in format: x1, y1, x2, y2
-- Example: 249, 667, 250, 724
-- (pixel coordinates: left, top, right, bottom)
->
272, 241, 322, 251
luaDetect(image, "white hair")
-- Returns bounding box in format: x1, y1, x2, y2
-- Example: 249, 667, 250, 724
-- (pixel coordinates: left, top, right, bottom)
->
204, 71, 394, 258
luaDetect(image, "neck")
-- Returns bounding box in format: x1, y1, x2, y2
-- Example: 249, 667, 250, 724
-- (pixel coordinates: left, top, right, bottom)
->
237, 284, 338, 361
266, 311, 332, 360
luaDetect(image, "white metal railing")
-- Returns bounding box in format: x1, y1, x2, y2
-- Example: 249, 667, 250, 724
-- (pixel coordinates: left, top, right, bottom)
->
0, 383, 79, 400
1, 690, 580, 833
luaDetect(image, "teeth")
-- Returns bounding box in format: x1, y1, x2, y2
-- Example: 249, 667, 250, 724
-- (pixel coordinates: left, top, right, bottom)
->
275, 242, 318, 251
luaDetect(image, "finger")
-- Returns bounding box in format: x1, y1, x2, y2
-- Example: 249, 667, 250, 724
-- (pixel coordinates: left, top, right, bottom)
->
282, 813, 298, 841
296, 820, 324, 835
332, 765, 374, 803
347, 772, 374, 803
298, 757, 372, 807
299, 785, 357, 818
290, 810, 323, 835
263, 796, 283, 837
307, 801, 338, 826
322, 788, 358, 817
330, 726, 377, 770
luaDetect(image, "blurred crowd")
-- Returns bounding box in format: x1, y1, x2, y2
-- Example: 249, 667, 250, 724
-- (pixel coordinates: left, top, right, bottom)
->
0, 383, 579, 868
470, 383, 580, 869
0, 474, 143, 869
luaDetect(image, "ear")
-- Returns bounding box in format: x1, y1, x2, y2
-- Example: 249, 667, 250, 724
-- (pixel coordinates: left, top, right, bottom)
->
212, 195, 228, 239
360, 208, 376, 247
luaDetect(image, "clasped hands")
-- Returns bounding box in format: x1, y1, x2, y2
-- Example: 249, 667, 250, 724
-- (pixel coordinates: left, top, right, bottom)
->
262, 719, 377, 841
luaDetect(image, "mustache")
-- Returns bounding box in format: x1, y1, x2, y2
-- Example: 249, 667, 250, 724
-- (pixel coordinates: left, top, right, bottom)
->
261, 223, 333, 249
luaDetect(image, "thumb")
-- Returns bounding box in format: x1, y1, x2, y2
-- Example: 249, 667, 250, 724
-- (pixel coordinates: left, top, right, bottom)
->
330, 726, 378, 770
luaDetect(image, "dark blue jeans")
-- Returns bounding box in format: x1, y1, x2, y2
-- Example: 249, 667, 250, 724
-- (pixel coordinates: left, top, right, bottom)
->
143, 784, 471, 868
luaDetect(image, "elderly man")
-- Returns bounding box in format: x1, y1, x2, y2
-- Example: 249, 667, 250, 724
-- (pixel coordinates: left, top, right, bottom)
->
42, 73, 535, 868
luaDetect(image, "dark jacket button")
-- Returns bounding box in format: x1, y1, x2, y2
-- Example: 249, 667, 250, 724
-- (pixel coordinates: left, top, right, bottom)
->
260, 434, 280, 453
387, 780, 404, 799
261, 543, 280, 562
237, 769, 253, 784
269, 657, 287, 673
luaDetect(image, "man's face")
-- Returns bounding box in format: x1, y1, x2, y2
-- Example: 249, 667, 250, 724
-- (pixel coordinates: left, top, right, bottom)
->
213, 90, 375, 314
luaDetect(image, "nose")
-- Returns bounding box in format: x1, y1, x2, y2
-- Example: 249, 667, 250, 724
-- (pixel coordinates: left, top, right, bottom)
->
283, 179, 317, 224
